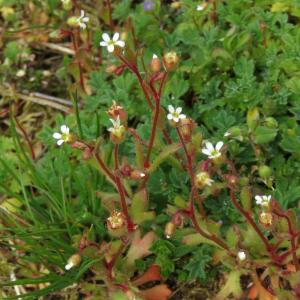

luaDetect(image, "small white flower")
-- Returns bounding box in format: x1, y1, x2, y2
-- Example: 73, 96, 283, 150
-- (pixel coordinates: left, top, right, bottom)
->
53, 125, 71, 146
107, 116, 125, 138
237, 250, 246, 261
167, 105, 186, 123
140, 172, 146, 178
100, 32, 125, 53
255, 195, 271, 207
65, 254, 81, 270
196, 172, 214, 187
16, 69, 26, 77
202, 141, 224, 159
153, 54, 158, 59
76, 10, 89, 30
197, 4, 205, 10
65, 262, 74, 270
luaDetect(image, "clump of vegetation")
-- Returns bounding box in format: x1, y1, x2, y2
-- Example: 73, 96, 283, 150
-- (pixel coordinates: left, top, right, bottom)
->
1, 0, 300, 299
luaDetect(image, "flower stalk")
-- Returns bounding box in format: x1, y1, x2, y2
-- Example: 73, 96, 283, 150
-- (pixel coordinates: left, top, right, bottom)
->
229, 190, 280, 264
114, 144, 134, 232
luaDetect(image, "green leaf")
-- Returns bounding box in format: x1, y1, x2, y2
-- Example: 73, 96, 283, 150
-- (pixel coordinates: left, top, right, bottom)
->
253, 126, 277, 144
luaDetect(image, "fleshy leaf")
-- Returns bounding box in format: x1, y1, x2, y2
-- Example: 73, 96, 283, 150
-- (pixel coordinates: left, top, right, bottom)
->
139, 284, 172, 300
125, 230, 156, 266
132, 265, 162, 287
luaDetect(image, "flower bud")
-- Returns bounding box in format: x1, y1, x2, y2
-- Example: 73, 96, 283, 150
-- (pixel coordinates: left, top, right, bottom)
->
65, 253, 81, 270
258, 165, 272, 179
67, 16, 79, 28
107, 211, 127, 238
110, 127, 126, 144
106, 65, 118, 74
164, 222, 176, 239
62, 0, 72, 10
1, 7, 15, 20
150, 54, 161, 73
195, 171, 214, 188
171, 1, 182, 9
224, 126, 243, 141
108, 101, 127, 123
259, 211, 274, 229
130, 170, 146, 180
264, 117, 278, 128
247, 107, 260, 131
163, 51, 179, 71
179, 118, 195, 142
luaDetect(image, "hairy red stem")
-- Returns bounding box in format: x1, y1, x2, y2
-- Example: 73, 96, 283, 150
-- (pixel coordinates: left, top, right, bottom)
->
94, 152, 116, 183
273, 210, 299, 270
114, 144, 134, 232
229, 190, 280, 264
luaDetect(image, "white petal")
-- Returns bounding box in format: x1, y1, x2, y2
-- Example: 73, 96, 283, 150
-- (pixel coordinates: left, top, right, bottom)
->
255, 195, 262, 202
179, 114, 186, 119
83, 17, 89, 22
205, 142, 214, 152
102, 33, 110, 42
107, 128, 113, 132
115, 116, 121, 127
168, 105, 175, 113
113, 32, 120, 42
79, 23, 86, 29
216, 141, 224, 151
115, 40, 125, 48
197, 5, 204, 11
107, 44, 115, 53
80, 10, 85, 17
100, 41, 108, 47
175, 107, 182, 114
57, 139, 64, 146
202, 149, 211, 156
167, 114, 173, 120
53, 132, 61, 139
65, 263, 72, 270
224, 131, 230, 137
109, 118, 116, 126
60, 125, 67, 133
173, 117, 179, 123
267, 195, 271, 201
153, 54, 158, 59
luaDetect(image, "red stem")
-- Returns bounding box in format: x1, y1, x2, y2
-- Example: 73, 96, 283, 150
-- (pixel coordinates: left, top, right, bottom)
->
189, 196, 231, 252
176, 128, 206, 217
144, 96, 160, 168
106, 0, 114, 29
114, 144, 134, 232
94, 152, 116, 183
14, 116, 35, 160
229, 190, 280, 264
273, 210, 299, 270
118, 54, 154, 110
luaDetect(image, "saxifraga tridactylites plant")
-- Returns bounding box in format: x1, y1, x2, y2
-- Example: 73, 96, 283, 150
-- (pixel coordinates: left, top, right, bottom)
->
50, 29, 300, 299
2, 2, 300, 299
